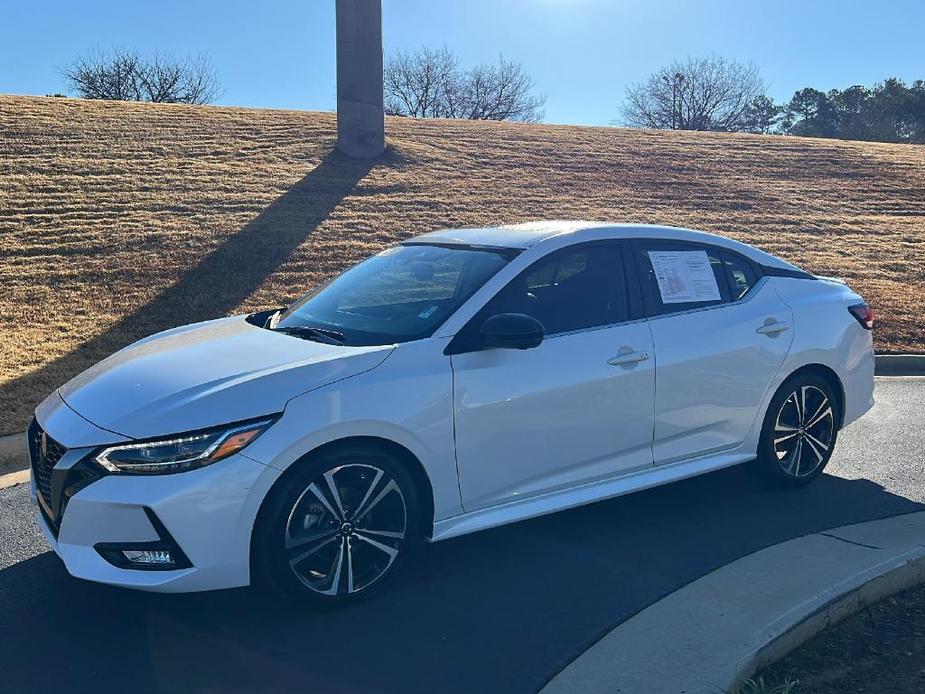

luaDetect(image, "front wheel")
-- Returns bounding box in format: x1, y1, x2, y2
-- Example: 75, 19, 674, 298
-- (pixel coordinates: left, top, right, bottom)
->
756, 374, 839, 487
253, 444, 423, 605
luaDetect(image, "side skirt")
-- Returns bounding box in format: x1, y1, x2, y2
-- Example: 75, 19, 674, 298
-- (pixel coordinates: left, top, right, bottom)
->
430, 451, 754, 542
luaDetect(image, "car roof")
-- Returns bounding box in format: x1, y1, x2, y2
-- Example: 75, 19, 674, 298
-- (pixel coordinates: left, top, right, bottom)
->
406, 221, 804, 272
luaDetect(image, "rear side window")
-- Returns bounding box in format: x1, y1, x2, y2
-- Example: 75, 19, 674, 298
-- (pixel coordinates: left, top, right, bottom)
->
476, 243, 628, 335
636, 243, 730, 316
721, 252, 758, 300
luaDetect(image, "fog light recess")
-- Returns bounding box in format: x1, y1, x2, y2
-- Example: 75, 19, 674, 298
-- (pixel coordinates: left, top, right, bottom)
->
123, 549, 175, 565
94, 507, 192, 571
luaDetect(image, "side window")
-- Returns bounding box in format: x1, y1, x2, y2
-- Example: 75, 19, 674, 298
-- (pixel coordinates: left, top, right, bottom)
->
636, 243, 731, 316
477, 244, 627, 335
722, 252, 758, 301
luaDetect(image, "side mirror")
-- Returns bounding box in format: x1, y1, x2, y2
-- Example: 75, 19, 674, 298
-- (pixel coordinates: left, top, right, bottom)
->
479, 313, 544, 350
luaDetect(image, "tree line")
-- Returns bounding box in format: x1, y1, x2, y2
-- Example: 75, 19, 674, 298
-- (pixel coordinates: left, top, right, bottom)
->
61, 47, 923, 144
622, 54, 925, 144
61, 45, 545, 123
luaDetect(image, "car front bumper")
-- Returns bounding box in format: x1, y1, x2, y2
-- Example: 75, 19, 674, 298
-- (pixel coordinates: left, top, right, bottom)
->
31, 441, 282, 593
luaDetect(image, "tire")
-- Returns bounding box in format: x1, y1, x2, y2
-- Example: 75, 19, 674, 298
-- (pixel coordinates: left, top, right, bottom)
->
756, 373, 840, 487
252, 443, 423, 605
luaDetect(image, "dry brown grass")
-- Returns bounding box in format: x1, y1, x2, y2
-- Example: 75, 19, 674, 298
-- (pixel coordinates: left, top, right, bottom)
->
1, 94, 923, 434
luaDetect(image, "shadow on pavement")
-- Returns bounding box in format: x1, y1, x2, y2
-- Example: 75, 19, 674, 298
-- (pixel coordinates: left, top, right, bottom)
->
1, 467, 921, 694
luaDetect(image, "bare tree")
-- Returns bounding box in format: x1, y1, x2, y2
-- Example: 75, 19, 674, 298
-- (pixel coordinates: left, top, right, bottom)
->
385, 47, 545, 122
460, 58, 545, 122
622, 55, 767, 132
64, 48, 141, 101
384, 47, 459, 118
62, 48, 221, 104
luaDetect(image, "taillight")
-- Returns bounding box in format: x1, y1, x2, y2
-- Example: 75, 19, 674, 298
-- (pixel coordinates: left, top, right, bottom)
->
848, 303, 874, 330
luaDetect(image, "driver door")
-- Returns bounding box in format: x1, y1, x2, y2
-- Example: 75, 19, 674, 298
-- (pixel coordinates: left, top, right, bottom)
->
449, 242, 656, 512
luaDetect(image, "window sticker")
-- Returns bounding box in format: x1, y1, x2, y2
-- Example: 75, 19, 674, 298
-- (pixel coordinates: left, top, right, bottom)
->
647, 250, 721, 304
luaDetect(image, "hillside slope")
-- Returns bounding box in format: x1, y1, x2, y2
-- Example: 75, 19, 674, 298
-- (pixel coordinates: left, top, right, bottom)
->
1, 95, 923, 434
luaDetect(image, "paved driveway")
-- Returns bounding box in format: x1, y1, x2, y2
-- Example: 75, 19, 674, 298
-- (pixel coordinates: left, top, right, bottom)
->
1, 378, 923, 694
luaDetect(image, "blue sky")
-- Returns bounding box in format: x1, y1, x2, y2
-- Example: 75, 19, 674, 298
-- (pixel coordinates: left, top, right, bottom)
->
2, 0, 922, 126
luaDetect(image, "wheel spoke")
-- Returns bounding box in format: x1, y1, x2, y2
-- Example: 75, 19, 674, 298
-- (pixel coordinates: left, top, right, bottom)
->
774, 431, 799, 445
783, 392, 796, 423
775, 422, 798, 432
289, 535, 339, 568
789, 437, 803, 476
354, 468, 384, 520
781, 393, 802, 429
286, 527, 338, 551
804, 430, 830, 454
784, 393, 798, 422
345, 538, 355, 594
798, 386, 807, 423
307, 482, 341, 521
805, 396, 829, 427
354, 532, 400, 559
320, 538, 346, 595
323, 469, 348, 520
359, 528, 404, 539
355, 479, 400, 522
807, 406, 833, 430
803, 434, 825, 463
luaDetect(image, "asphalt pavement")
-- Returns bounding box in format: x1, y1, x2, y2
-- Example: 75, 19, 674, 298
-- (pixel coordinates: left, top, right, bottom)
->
1, 378, 923, 694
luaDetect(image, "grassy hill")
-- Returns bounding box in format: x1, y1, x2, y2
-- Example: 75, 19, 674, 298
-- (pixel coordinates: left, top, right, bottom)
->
1, 94, 923, 434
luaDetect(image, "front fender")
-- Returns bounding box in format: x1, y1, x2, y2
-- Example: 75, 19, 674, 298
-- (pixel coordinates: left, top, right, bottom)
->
242, 338, 462, 522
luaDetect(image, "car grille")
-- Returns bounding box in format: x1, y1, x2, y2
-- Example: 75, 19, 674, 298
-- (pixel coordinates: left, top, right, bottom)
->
28, 420, 67, 510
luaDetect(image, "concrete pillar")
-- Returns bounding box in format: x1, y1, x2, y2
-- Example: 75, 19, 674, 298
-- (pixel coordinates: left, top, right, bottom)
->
336, 0, 386, 158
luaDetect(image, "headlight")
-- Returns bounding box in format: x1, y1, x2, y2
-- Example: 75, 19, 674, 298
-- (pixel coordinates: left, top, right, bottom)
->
94, 417, 276, 475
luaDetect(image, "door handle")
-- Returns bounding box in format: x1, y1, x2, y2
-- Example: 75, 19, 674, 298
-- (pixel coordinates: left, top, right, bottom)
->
608, 350, 651, 366
756, 320, 790, 335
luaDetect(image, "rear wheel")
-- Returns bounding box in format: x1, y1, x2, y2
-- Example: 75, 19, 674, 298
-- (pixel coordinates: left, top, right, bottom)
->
757, 374, 839, 487
254, 444, 423, 605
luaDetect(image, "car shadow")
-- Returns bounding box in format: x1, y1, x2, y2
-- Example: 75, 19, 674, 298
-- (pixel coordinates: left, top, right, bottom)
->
0, 148, 400, 434
1, 468, 921, 694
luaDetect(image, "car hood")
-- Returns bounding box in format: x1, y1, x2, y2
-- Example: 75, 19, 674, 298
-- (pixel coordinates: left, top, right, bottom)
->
58, 316, 394, 440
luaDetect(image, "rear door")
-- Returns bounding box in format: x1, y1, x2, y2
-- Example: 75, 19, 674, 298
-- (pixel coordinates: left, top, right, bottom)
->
450, 242, 656, 511
633, 241, 793, 465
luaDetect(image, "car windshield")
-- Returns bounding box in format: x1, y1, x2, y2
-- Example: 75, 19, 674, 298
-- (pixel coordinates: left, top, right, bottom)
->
274, 243, 514, 346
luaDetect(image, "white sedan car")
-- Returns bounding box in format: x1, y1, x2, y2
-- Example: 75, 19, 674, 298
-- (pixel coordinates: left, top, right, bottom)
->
30, 222, 875, 603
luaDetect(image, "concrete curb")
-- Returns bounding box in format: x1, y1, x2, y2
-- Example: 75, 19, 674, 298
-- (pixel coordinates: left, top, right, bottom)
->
0, 469, 30, 490
875, 354, 925, 376
541, 511, 925, 694
739, 545, 925, 689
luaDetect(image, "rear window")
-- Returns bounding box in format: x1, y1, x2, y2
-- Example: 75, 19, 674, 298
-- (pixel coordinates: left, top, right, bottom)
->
636, 243, 730, 316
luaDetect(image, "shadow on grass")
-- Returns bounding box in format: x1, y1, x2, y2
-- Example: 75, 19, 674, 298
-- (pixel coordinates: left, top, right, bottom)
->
2, 148, 396, 434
